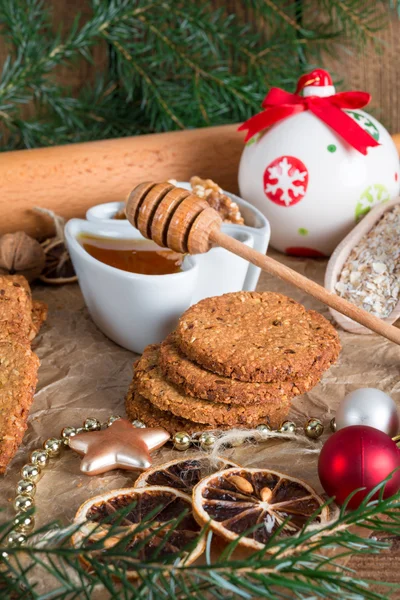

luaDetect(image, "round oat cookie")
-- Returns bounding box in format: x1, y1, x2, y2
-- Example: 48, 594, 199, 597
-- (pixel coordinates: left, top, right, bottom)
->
125, 385, 222, 435
160, 333, 319, 405
176, 292, 341, 383
133, 345, 291, 428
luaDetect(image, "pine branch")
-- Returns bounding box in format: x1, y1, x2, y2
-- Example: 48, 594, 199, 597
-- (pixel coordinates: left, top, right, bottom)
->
102, 32, 186, 130
1, 480, 400, 599
0, 0, 397, 150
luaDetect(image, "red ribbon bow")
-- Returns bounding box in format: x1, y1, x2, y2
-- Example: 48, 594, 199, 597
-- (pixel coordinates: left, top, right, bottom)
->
238, 88, 379, 155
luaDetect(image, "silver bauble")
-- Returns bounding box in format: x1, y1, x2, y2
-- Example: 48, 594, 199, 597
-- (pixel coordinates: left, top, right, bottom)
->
336, 388, 399, 437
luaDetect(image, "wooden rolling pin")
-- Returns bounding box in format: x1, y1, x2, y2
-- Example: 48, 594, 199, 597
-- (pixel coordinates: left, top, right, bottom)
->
0, 124, 242, 237
126, 181, 400, 346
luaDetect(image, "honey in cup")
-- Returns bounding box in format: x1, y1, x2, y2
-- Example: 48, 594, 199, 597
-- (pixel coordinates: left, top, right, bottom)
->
79, 234, 183, 275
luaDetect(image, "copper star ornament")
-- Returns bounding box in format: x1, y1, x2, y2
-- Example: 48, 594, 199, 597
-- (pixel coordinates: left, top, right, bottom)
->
69, 419, 170, 476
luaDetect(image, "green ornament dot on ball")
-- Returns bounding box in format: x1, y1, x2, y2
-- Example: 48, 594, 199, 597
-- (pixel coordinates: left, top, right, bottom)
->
327, 144, 337, 153
298, 228, 308, 236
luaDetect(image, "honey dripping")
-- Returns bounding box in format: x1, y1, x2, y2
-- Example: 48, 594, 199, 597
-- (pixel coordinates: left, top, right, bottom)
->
80, 235, 182, 275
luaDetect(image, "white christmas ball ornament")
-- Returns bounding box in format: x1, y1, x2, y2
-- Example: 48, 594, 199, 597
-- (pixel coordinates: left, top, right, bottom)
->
336, 388, 399, 437
238, 70, 400, 257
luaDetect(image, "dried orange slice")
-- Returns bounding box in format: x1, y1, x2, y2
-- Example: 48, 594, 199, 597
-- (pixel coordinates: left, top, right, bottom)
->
134, 455, 240, 493
193, 467, 330, 550
73, 485, 205, 574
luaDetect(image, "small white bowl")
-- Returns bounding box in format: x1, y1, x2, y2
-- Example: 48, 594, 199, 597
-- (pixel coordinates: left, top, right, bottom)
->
65, 219, 256, 353
86, 182, 270, 293
86, 201, 124, 223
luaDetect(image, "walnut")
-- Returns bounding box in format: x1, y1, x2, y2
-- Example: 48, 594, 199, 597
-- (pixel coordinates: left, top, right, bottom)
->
0, 232, 46, 282
190, 176, 244, 224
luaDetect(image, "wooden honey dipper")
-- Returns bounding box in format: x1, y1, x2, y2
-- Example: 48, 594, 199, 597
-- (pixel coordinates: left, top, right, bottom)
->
126, 181, 400, 346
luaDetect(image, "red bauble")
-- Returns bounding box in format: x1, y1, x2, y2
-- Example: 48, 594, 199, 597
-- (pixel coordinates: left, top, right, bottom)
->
318, 425, 400, 509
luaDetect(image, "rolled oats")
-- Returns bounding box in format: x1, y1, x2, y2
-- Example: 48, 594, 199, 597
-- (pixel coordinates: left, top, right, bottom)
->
335, 205, 400, 318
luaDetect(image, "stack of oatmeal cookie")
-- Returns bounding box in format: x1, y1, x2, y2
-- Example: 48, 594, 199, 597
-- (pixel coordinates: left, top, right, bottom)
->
126, 292, 341, 434
0, 275, 47, 473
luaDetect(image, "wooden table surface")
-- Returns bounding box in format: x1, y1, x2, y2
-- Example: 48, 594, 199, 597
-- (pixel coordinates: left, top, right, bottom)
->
349, 534, 400, 596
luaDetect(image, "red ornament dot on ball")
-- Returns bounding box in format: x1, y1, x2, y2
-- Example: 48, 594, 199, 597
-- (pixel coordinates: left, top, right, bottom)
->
263, 155, 309, 207
285, 247, 327, 258
395, 172, 398, 182
318, 425, 400, 510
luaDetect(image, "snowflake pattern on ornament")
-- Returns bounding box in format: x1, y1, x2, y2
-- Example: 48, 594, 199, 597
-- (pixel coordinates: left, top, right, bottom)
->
355, 184, 390, 221
263, 156, 309, 207
346, 110, 379, 141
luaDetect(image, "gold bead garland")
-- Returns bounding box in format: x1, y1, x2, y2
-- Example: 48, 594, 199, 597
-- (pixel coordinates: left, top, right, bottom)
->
20, 464, 41, 483
84, 417, 101, 431
172, 417, 325, 451
199, 432, 217, 451
13, 513, 35, 533
43, 437, 62, 457
7, 414, 123, 547
7, 413, 326, 546
14, 494, 34, 512
255, 424, 270, 432
172, 431, 191, 451
61, 426, 76, 441
30, 449, 49, 468
304, 418, 325, 439
279, 420, 296, 434
16, 480, 36, 496
7, 530, 27, 547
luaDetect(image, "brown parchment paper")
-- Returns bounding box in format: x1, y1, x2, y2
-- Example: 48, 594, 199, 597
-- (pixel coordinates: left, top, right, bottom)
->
1, 250, 400, 534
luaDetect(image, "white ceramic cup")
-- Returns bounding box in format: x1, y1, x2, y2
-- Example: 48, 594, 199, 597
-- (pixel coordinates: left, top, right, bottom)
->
65, 219, 255, 353
86, 182, 270, 292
